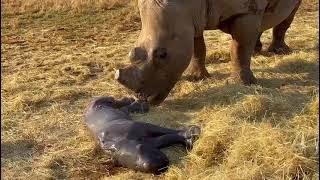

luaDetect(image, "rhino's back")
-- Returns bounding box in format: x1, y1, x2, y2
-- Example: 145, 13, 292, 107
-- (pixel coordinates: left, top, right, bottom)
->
261, 0, 301, 30
205, 0, 300, 31
206, 0, 268, 30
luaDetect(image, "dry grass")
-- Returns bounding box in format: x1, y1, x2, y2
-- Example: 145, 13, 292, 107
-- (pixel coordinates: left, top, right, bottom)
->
1, 0, 135, 14
1, 0, 319, 179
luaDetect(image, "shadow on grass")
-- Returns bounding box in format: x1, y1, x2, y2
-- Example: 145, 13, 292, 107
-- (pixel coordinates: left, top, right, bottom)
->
259, 59, 318, 75
47, 158, 69, 180
163, 47, 318, 123
134, 106, 193, 129
164, 84, 260, 111
163, 83, 313, 124
256, 57, 319, 88
46, 144, 187, 179
182, 71, 229, 82
46, 147, 118, 179
1, 139, 43, 161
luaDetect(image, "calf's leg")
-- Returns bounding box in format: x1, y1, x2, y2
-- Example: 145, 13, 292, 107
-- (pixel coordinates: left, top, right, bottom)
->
115, 140, 169, 174
145, 125, 201, 149
145, 134, 186, 149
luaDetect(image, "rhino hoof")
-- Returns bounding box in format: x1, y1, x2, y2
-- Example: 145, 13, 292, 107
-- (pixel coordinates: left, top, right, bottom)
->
229, 69, 257, 85
187, 70, 210, 81
268, 43, 292, 55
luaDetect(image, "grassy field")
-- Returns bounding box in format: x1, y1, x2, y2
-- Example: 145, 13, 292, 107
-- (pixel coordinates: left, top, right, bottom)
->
1, 0, 319, 179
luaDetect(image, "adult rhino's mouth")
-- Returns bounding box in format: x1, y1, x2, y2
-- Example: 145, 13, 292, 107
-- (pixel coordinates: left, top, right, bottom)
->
115, 68, 171, 105
135, 89, 168, 105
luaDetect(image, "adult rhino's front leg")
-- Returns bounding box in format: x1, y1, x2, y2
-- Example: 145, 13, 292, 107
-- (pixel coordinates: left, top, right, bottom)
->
186, 35, 210, 80
229, 14, 263, 85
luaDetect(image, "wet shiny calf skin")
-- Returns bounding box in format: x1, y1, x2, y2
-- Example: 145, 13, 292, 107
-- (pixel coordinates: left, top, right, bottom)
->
84, 96, 201, 174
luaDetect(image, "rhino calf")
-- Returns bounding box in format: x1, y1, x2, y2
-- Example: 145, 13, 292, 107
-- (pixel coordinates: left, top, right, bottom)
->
115, 0, 302, 105
85, 96, 201, 174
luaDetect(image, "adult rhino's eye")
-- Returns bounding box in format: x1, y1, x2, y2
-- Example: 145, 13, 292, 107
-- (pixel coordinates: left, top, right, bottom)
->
153, 48, 168, 60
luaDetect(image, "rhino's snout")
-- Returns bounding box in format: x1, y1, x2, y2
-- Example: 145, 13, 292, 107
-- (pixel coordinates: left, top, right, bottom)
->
115, 67, 142, 92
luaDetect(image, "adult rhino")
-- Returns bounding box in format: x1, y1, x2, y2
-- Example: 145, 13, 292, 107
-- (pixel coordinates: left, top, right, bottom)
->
115, 0, 302, 105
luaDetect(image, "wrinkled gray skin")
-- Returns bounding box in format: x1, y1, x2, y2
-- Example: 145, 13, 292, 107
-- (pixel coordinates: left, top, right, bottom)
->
85, 96, 201, 174
115, 0, 302, 105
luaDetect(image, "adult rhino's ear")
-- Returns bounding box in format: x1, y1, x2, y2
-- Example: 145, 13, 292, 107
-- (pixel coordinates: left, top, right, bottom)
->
129, 47, 147, 63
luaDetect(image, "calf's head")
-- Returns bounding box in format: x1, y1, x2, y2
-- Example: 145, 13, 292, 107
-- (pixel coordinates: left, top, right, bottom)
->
115, 0, 196, 105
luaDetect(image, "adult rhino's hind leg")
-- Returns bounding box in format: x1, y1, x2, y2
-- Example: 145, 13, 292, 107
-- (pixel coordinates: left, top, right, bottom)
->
268, 1, 301, 54
186, 35, 210, 80
254, 32, 263, 54
229, 14, 262, 85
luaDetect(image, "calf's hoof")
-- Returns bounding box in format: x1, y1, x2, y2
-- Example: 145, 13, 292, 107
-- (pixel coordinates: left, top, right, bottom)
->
184, 125, 201, 150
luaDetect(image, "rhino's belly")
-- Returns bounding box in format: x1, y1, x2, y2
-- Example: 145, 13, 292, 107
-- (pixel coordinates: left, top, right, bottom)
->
261, 0, 300, 31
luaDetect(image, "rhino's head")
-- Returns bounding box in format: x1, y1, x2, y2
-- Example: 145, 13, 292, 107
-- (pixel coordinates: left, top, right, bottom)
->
115, 0, 199, 105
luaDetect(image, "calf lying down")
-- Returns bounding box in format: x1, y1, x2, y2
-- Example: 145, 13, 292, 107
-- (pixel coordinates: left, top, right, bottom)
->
85, 96, 201, 174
